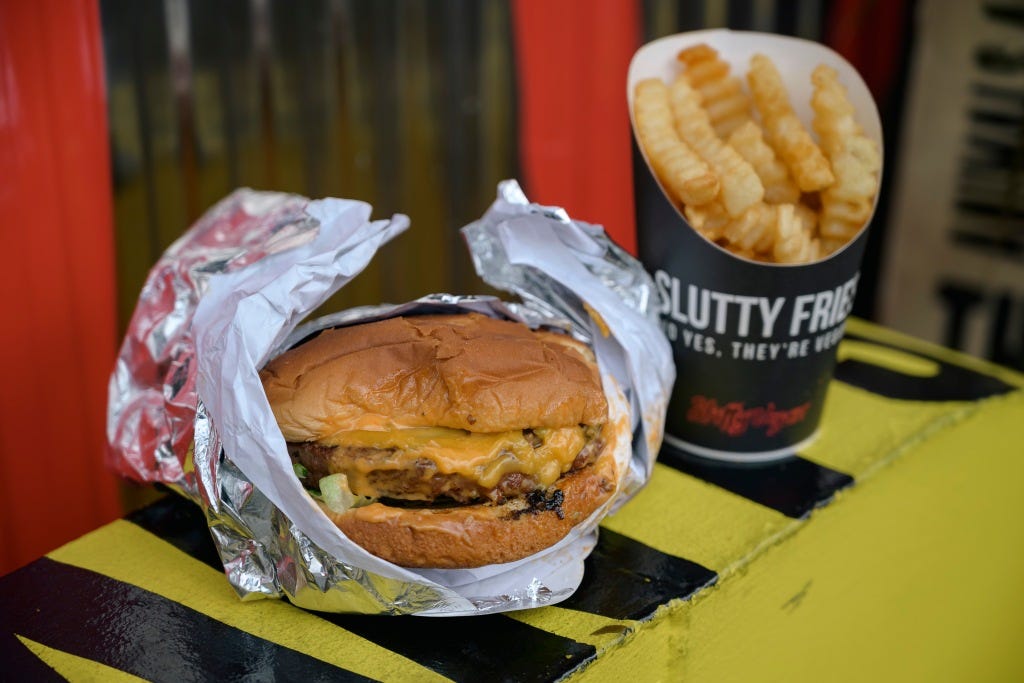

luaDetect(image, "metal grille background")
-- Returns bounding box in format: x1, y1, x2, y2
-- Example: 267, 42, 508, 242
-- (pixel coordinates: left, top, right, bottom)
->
101, 0, 834, 331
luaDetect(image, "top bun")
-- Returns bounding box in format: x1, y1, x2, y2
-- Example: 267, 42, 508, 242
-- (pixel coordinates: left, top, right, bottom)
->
261, 313, 608, 441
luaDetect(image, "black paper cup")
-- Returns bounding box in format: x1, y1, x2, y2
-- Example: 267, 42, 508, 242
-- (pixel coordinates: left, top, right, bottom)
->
628, 30, 883, 462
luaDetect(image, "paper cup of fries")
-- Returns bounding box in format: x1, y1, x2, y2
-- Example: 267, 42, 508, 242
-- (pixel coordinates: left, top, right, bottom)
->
628, 30, 883, 461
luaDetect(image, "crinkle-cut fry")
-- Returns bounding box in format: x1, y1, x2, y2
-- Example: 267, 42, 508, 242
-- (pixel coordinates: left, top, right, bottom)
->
811, 65, 881, 209
819, 197, 872, 242
677, 43, 755, 141
693, 83, 754, 138
794, 202, 819, 234
822, 194, 872, 225
815, 187, 872, 245
818, 220, 860, 243
722, 202, 777, 253
727, 121, 801, 205
633, 78, 720, 206
721, 242, 762, 262
825, 150, 879, 203
748, 54, 835, 193
713, 112, 754, 139
676, 44, 726, 78
684, 202, 730, 241
846, 135, 882, 174
697, 76, 744, 105
668, 76, 764, 217
686, 201, 775, 256
811, 65, 879, 158
820, 237, 849, 255
773, 204, 819, 264
810, 238, 823, 262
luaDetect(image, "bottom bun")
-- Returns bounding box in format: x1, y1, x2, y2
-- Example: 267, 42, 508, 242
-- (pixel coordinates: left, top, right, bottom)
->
320, 431, 621, 569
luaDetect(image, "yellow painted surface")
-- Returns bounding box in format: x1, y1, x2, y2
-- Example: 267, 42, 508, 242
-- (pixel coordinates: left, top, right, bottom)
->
803, 382, 978, 477
838, 338, 940, 377
845, 318, 1024, 388
48, 522, 444, 683
509, 605, 634, 650
574, 391, 1024, 682
15, 635, 148, 683
602, 463, 791, 576
569, 604, 689, 683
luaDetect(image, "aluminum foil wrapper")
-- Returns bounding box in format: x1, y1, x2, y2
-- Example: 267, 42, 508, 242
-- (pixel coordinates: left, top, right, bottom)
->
463, 180, 673, 490
107, 182, 673, 616
106, 189, 327, 489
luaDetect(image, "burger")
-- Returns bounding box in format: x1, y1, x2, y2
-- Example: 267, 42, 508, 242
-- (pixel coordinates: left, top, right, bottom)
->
259, 312, 623, 569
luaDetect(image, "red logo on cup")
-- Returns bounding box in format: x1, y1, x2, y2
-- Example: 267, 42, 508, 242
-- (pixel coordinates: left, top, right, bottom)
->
686, 396, 810, 437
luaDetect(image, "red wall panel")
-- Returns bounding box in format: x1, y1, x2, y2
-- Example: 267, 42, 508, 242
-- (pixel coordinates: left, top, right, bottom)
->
0, 0, 121, 573
512, 0, 641, 254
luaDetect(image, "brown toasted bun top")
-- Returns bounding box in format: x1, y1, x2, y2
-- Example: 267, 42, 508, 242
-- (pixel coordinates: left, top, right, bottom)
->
261, 313, 608, 441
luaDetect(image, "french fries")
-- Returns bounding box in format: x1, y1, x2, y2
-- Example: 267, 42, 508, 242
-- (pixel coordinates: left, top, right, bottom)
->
668, 75, 763, 217
633, 78, 720, 207
747, 54, 835, 193
773, 204, 821, 264
721, 202, 777, 253
727, 121, 801, 205
683, 202, 729, 242
676, 44, 754, 138
632, 45, 879, 265
811, 64, 882, 253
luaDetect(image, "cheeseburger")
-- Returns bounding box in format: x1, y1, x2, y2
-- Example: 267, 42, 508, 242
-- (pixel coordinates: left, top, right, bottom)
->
260, 313, 621, 569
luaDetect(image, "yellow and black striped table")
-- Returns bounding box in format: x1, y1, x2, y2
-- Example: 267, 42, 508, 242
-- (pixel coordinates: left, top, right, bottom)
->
4, 319, 1024, 682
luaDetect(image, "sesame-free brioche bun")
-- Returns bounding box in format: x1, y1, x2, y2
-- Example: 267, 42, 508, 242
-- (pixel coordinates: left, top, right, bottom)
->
261, 313, 608, 440
260, 313, 621, 569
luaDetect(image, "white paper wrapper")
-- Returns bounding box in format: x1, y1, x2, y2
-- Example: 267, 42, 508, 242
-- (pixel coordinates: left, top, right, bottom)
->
108, 182, 673, 615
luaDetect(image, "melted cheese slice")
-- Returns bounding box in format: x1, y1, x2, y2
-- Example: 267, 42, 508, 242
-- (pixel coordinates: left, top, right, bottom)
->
322, 426, 587, 494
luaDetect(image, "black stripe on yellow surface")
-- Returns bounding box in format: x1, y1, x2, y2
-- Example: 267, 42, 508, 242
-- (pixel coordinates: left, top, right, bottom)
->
129, 495, 598, 682
131, 495, 717, 623
657, 441, 855, 519
837, 332, 1016, 401
329, 614, 596, 683
559, 527, 717, 621
0, 557, 376, 683
127, 490, 224, 571
1, 632, 67, 682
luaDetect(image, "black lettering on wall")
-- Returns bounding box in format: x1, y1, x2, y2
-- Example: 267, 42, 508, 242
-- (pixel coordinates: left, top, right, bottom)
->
987, 292, 1024, 368
936, 279, 1024, 370
983, 3, 1024, 29
951, 76, 1023, 256
937, 281, 985, 350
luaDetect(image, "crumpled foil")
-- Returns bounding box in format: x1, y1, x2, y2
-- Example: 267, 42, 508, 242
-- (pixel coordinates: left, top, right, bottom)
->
107, 190, 324, 490
107, 181, 673, 615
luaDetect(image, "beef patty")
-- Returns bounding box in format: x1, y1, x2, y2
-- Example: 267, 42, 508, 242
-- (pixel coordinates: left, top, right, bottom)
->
289, 426, 605, 505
